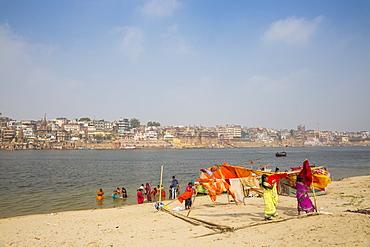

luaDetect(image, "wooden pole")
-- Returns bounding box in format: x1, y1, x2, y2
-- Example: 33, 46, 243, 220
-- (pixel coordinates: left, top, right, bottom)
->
159, 166, 164, 203
311, 175, 318, 212
164, 198, 177, 206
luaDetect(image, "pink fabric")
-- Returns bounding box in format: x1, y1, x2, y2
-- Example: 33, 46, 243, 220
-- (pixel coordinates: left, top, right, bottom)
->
296, 181, 315, 212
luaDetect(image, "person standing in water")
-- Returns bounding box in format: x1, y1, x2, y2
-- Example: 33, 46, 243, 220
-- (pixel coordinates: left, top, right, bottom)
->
171, 176, 179, 199
121, 187, 127, 198
137, 189, 144, 204
96, 189, 104, 200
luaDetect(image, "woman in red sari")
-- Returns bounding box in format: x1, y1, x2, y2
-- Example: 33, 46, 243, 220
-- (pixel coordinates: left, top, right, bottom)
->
296, 175, 315, 214
137, 189, 144, 204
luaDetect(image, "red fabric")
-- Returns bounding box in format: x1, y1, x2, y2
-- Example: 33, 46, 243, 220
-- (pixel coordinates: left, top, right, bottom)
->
266, 173, 288, 183
137, 192, 144, 204
177, 190, 193, 203
299, 160, 312, 186
161, 190, 166, 197
266, 173, 288, 184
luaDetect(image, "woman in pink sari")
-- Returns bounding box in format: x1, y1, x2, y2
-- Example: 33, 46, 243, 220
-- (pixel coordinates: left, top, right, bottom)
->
296, 175, 315, 215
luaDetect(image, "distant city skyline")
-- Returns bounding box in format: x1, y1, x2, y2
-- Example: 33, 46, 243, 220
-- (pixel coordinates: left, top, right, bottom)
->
1, 112, 369, 133
1, 1, 369, 132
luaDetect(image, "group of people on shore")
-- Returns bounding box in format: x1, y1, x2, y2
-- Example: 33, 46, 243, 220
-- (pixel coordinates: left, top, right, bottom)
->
136, 176, 196, 210
137, 183, 167, 204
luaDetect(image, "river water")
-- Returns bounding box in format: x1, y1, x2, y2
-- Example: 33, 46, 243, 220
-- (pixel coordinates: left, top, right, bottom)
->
1, 146, 369, 218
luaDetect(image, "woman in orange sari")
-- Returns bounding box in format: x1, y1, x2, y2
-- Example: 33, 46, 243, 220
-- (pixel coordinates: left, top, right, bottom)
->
96, 189, 104, 200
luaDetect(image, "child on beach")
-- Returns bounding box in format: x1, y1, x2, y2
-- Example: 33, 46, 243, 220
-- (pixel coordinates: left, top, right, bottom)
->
177, 182, 195, 209
184, 182, 195, 209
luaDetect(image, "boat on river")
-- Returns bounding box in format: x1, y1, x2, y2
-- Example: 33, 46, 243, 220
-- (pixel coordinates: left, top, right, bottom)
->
275, 151, 287, 157
121, 146, 138, 150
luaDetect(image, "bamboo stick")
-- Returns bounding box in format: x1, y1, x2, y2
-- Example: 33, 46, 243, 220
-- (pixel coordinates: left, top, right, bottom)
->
161, 206, 233, 232
164, 198, 177, 206
311, 175, 318, 212
159, 166, 163, 203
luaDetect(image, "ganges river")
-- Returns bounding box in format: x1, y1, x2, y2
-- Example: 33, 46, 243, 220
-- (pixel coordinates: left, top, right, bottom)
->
1, 146, 370, 218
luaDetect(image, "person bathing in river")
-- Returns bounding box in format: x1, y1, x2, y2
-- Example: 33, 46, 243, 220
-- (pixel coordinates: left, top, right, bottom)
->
137, 189, 144, 204
112, 190, 119, 199
145, 183, 152, 202
121, 187, 127, 198
96, 189, 104, 200
116, 187, 121, 198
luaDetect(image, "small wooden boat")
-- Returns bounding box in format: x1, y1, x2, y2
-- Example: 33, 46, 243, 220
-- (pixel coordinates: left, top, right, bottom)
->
275, 151, 287, 157
121, 146, 138, 150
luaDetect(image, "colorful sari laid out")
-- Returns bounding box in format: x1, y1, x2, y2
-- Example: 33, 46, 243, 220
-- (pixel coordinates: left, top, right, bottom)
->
296, 180, 315, 212
262, 181, 279, 219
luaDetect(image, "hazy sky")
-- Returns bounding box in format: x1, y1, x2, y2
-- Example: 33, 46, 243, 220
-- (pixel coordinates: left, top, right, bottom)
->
1, 0, 369, 131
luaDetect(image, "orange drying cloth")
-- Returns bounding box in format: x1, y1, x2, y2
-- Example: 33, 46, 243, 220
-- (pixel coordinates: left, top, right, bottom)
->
177, 190, 193, 203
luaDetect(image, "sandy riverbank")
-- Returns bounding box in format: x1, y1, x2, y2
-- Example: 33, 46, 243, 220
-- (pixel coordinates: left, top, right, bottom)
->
1, 176, 369, 247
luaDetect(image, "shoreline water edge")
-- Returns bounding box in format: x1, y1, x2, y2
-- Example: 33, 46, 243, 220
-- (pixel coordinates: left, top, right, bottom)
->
0, 175, 369, 246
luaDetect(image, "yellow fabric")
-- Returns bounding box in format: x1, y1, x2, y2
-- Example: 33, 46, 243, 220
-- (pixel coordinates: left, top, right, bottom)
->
313, 174, 332, 188
263, 182, 278, 218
